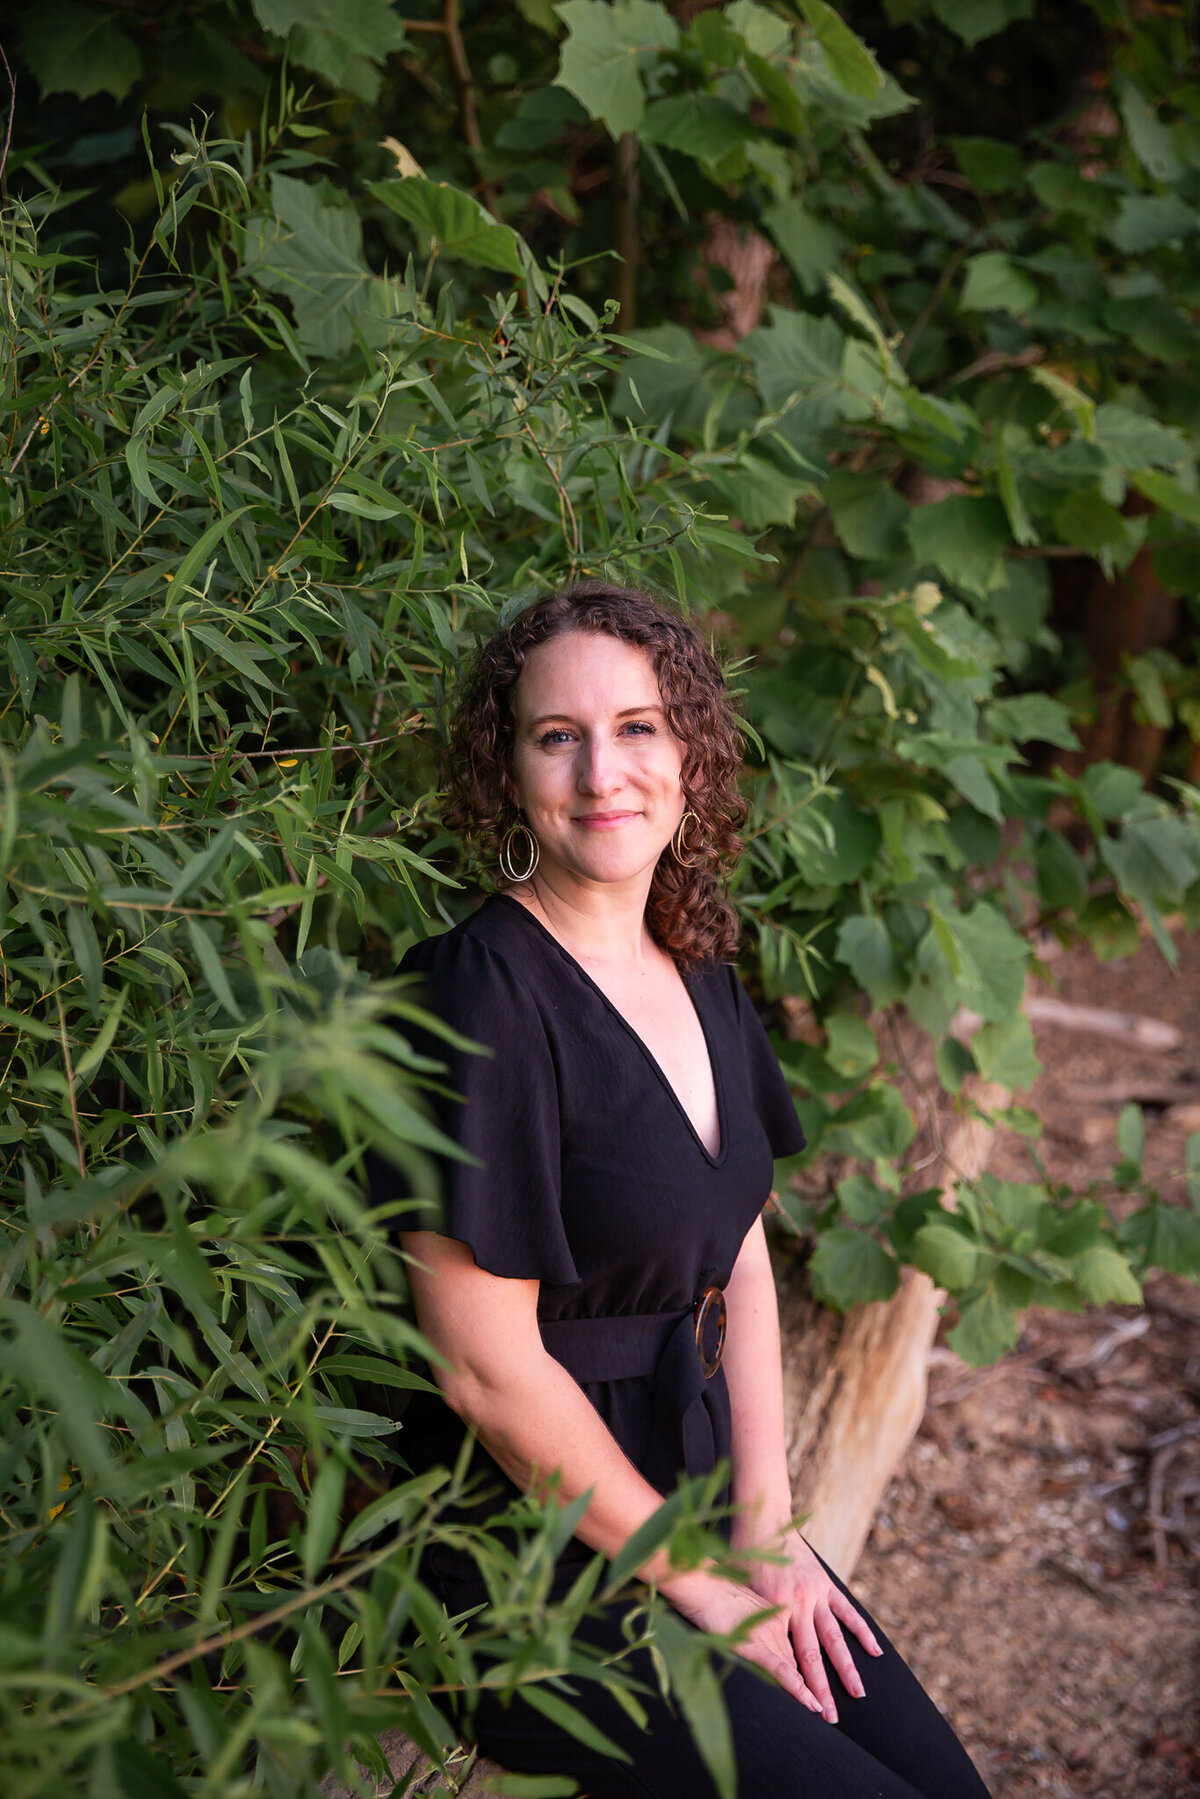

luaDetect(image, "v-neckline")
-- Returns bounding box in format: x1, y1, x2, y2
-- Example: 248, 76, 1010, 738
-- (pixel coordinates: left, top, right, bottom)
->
493, 893, 729, 1167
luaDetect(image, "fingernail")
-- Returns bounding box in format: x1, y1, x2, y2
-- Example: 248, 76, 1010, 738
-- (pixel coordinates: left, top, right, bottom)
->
870, 1641, 883, 1656
824, 1706, 838, 1724
852, 1679, 865, 1698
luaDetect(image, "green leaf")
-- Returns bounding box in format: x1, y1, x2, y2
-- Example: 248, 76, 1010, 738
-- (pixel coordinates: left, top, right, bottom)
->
835, 915, 905, 1008
250, 0, 408, 100
302, 1454, 346, 1583
369, 179, 526, 276
641, 95, 754, 168
1116, 1103, 1144, 1168
912, 1220, 980, 1291
1131, 468, 1200, 527
554, 0, 679, 137
971, 1016, 1040, 1091
906, 495, 1010, 598
947, 1283, 1020, 1366
826, 472, 908, 560
1035, 832, 1089, 912
930, 0, 1034, 47
960, 252, 1037, 316
521, 1685, 630, 1762
927, 901, 1029, 1022
824, 1014, 878, 1080
171, 505, 253, 596
987, 693, 1078, 750
243, 175, 375, 356
808, 1228, 899, 1311
796, 1, 884, 100
1110, 192, 1199, 254
22, 1, 143, 101
836, 1173, 889, 1225
1093, 404, 1188, 472
1071, 1244, 1141, 1308
652, 1612, 736, 1799
1116, 78, 1182, 183
936, 1035, 976, 1096
1076, 892, 1139, 962
949, 136, 1026, 194
1120, 1203, 1200, 1276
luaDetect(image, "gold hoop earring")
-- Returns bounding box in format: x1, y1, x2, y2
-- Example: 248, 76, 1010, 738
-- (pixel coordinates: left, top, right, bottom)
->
499, 821, 540, 883
671, 809, 703, 868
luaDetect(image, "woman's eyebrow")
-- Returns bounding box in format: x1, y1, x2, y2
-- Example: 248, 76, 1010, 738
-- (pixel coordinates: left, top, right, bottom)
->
527, 703, 665, 728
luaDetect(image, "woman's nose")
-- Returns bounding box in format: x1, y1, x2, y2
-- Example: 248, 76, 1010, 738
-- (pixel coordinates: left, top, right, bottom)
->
575, 734, 618, 794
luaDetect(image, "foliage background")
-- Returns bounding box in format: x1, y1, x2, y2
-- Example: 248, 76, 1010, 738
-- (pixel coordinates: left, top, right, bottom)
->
2, 1, 1200, 1793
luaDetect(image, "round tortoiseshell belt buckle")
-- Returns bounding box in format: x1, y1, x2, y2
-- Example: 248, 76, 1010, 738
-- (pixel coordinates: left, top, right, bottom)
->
693, 1285, 727, 1379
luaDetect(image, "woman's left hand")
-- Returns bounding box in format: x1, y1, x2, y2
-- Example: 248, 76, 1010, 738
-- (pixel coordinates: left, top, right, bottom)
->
742, 1528, 883, 1724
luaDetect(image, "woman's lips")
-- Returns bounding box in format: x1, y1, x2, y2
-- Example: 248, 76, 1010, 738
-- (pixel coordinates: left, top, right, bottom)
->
573, 812, 638, 827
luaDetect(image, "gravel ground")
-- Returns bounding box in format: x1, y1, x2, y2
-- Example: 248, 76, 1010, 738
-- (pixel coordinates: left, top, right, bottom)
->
852, 928, 1200, 1799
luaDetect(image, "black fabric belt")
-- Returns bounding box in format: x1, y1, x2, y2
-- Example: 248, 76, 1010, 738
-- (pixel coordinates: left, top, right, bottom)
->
538, 1292, 730, 1493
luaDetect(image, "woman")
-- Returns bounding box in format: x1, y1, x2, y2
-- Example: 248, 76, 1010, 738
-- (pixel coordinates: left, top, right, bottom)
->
375, 581, 991, 1799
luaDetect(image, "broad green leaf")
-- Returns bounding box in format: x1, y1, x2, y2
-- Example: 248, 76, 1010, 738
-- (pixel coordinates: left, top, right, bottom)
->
912, 1221, 980, 1291
949, 136, 1025, 193
930, 0, 1034, 47
1110, 192, 1198, 254
555, 0, 680, 137
763, 199, 847, 297
641, 95, 754, 167
836, 1173, 889, 1225
986, 694, 1078, 750
1116, 1103, 1144, 1168
23, 1, 143, 101
243, 175, 376, 355
1131, 468, 1200, 527
960, 252, 1038, 316
796, 1, 884, 99
824, 1013, 878, 1079
1070, 1243, 1142, 1308
808, 1228, 900, 1310
370, 179, 526, 275
835, 915, 905, 1008
971, 1016, 1040, 1091
907, 495, 1010, 597
1035, 832, 1089, 912
947, 1283, 1020, 1366
250, 0, 408, 99
1120, 1203, 1200, 1275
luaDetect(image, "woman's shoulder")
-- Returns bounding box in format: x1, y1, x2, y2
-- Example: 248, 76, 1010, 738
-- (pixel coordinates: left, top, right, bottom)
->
399, 894, 549, 1004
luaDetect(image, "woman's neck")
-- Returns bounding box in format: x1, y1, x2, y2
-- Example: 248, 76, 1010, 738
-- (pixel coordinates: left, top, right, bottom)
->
507, 872, 659, 966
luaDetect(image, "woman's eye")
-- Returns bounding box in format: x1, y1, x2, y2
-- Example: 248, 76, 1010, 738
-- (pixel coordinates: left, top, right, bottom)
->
538, 728, 573, 746
623, 720, 655, 735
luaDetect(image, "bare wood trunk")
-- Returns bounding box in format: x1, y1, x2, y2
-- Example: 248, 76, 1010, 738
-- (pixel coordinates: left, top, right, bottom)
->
778, 1081, 1009, 1581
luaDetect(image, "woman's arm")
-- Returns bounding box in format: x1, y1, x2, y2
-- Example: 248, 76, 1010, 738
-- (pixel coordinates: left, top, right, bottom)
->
403, 1229, 818, 1707
722, 1216, 883, 1722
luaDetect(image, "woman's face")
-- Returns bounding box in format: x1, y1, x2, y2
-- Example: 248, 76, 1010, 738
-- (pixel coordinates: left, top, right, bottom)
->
508, 629, 687, 892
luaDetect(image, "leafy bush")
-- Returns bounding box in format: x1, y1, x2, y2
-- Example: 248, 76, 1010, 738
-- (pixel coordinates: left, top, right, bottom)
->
4, 4, 1200, 1791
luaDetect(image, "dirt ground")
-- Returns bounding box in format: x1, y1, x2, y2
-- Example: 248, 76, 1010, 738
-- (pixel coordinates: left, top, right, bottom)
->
851, 928, 1200, 1799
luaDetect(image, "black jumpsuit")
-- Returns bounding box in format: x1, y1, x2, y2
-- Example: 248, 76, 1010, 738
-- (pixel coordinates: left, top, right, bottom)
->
373, 894, 991, 1799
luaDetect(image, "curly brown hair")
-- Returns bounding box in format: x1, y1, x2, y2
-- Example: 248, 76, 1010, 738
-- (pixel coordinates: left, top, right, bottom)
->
444, 580, 747, 966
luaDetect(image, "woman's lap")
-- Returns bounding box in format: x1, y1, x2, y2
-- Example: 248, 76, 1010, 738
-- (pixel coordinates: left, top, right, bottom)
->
462, 1556, 990, 1799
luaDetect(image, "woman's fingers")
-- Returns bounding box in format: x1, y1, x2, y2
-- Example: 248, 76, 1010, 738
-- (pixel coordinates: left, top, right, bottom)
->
829, 1584, 883, 1657
793, 1621, 840, 1723
732, 1625, 823, 1714
813, 1600, 865, 1705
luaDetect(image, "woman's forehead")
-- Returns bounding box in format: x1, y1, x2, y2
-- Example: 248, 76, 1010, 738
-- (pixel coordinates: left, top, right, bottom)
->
514, 630, 661, 713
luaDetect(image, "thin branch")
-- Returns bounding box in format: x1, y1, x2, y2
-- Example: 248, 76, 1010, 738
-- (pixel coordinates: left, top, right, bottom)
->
0, 41, 15, 189
442, 0, 500, 218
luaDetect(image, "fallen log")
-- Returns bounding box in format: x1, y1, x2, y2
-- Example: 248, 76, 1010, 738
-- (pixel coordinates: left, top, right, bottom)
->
1024, 995, 1182, 1054
777, 1078, 1009, 1582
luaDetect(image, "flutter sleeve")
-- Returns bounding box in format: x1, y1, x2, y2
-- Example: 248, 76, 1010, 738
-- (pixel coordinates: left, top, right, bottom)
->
369, 928, 579, 1286
727, 964, 807, 1159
